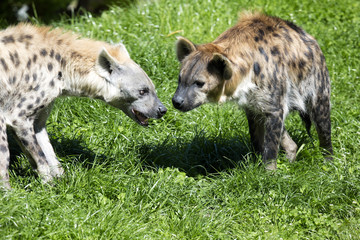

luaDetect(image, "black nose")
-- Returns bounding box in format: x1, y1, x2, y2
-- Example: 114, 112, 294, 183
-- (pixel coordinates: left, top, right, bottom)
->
172, 96, 184, 109
158, 105, 167, 117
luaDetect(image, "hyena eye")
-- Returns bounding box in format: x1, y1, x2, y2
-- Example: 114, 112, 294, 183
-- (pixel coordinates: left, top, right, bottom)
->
139, 88, 149, 96
194, 81, 205, 88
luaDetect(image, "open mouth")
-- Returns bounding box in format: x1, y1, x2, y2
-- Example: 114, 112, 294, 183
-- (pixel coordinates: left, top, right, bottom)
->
132, 109, 149, 126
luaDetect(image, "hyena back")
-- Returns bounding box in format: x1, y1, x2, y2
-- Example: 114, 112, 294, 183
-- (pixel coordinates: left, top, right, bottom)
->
0, 23, 166, 189
173, 12, 332, 169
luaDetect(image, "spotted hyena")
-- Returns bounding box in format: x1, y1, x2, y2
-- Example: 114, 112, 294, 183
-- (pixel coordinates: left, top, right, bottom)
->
0, 23, 167, 189
172, 12, 332, 170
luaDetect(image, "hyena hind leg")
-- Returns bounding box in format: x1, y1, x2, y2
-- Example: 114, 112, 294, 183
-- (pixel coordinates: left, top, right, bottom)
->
311, 96, 333, 159
0, 118, 11, 190
281, 129, 297, 162
11, 123, 53, 183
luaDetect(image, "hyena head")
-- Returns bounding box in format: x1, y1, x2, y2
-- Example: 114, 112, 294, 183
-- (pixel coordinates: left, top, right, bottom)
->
95, 43, 167, 126
172, 37, 233, 112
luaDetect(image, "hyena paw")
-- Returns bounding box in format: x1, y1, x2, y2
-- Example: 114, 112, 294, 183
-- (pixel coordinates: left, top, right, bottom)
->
50, 165, 64, 178
264, 159, 277, 171
285, 151, 297, 163
0, 181, 12, 191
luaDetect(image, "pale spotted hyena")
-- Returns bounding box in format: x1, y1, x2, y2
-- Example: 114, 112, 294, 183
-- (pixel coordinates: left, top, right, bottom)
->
172, 12, 332, 170
0, 23, 167, 189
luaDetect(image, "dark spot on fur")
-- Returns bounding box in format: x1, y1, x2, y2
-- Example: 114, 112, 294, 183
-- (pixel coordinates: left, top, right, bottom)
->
20, 97, 26, 103
298, 59, 306, 69
259, 47, 268, 62
33, 54, 37, 63
50, 80, 55, 87
58, 71, 62, 79
260, 73, 265, 80
57, 39, 63, 45
38, 150, 46, 158
40, 49, 47, 56
60, 59, 66, 67
18, 110, 26, 117
55, 53, 61, 62
33, 73, 37, 81
271, 46, 280, 56
254, 36, 259, 42
47, 63, 53, 71
27, 104, 33, 110
298, 72, 303, 80
253, 62, 261, 76
14, 52, 20, 67
272, 33, 280, 38
9, 76, 16, 85
34, 85, 40, 91
0, 58, 8, 71
35, 97, 41, 104
0, 144, 7, 152
266, 26, 274, 32
27, 59, 31, 69
258, 29, 265, 40
41, 91, 45, 97
50, 49, 54, 58
2, 35, 15, 44
25, 74, 30, 82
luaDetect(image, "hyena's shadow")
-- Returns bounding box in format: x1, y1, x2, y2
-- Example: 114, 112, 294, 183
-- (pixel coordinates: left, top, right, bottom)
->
138, 131, 254, 176
139, 124, 314, 176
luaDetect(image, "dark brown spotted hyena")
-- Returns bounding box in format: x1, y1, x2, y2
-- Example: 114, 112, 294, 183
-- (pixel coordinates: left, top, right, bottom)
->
172, 12, 333, 170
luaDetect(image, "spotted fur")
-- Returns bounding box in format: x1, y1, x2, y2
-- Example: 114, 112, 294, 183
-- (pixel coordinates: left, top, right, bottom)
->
173, 12, 332, 170
0, 23, 166, 189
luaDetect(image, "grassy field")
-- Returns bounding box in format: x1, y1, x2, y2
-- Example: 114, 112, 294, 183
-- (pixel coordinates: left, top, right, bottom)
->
1, 0, 360, 239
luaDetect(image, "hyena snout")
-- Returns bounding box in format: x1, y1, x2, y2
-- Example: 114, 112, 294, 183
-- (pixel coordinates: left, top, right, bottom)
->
172, 95, 184, 110
157, 104, 167, 118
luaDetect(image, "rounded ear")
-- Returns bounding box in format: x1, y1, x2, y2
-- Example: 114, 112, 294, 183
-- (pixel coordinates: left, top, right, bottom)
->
176, 37, 196, 62
207, 53, 233, 80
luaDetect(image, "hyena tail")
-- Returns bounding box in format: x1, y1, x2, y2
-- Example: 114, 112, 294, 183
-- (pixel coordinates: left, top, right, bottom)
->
300, 112, 312, 137
309, 69, 333, 158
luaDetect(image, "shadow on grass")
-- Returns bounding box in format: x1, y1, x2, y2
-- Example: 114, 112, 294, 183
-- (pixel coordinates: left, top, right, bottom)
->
138, 131, 254, 177
138, 126, 315, 177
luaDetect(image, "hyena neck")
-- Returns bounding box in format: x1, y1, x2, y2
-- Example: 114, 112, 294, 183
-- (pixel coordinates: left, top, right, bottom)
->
60, 40, 111, 100
222, 62, 256, 105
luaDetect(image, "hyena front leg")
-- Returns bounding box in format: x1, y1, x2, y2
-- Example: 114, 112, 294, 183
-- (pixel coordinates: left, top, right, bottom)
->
281, 128, 297, 162
12, 121, 52, 183
263, 110, 284, 170
311, 94, 333, 159
0, 117, 11, 190
34, 105, 64, 178
245, 108, 265, 154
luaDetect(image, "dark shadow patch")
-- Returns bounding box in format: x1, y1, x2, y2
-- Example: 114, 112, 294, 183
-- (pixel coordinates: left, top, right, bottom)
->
138, 130, 252, 177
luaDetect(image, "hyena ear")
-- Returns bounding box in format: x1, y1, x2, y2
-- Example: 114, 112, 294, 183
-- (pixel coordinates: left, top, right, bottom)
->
208, 53, 233, 80
95, 47, 119, 80
176, 37, 196, 62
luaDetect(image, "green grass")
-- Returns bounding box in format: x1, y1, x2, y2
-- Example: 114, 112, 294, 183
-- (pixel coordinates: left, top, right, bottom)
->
1, 0, 360, 239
